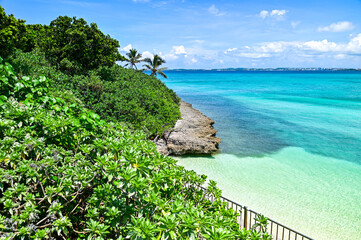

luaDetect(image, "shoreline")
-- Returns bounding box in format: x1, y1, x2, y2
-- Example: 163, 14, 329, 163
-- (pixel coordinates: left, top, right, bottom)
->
155, 101, 221, 156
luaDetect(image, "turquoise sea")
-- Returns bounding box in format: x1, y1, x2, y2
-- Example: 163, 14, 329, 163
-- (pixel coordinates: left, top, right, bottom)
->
162, 71, 361, 240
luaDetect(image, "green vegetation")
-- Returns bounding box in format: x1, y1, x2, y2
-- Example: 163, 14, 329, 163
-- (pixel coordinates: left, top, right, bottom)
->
0, 59, 271, 239
36, 16, 124, 75
143, 54, 168, 79
124, 49, 143, 70
0, 7, 34, 58
1, 5, 124, 75
1, 7, 179, 136
0, 6, 271, 239
8, 49, 180, 136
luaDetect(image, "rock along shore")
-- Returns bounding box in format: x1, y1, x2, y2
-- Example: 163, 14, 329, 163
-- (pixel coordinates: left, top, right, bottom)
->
155, 101, 221, 156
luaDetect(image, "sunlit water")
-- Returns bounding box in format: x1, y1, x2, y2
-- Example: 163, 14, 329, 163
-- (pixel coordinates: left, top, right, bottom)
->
162, 71, 361, 240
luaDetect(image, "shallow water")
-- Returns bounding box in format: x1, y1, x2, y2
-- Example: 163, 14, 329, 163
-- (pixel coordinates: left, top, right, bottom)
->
163, 71, 361, 240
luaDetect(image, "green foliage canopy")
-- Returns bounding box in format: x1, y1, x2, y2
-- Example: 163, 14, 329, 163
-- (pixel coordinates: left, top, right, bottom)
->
9, 50, 180, 136
0, 59, 271, 239
75, 65, 180, 136
35, 16, 124, 74
1, 6, 177, 136
0, 6, 34, 58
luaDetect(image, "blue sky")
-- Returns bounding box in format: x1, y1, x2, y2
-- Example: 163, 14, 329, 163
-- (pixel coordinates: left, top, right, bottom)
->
2, 0, 361, 69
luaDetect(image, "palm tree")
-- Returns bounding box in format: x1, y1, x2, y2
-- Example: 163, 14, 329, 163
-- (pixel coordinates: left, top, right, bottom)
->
124, 49, 142, 69
143, 54, 168, 78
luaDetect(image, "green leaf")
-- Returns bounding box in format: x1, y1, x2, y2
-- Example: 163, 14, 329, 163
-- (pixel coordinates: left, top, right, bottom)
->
0, 76, 9, 84
0, 95, 7, 104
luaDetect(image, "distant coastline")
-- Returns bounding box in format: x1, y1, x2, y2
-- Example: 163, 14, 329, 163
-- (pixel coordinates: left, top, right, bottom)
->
165, 68, 361, 72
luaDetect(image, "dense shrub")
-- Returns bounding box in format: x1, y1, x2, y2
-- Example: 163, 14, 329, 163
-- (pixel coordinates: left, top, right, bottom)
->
2, 5, 179, 136
8, 49, 73, 89
0, 60, 271, 239
1, 6, 124, 74
8, 50, 181, 136
0, 6, 35, 58
76, 65, 181, 136
36, 16, 124, 74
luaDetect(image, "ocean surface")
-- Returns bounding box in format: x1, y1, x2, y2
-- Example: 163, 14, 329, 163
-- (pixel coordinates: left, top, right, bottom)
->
162, 71, 361, 240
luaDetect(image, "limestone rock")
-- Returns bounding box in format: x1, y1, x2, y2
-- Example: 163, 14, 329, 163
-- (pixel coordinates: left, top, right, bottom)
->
155, 101, 221, 155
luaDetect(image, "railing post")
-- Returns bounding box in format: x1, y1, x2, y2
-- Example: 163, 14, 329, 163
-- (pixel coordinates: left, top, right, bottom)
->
243, 206, 248, 230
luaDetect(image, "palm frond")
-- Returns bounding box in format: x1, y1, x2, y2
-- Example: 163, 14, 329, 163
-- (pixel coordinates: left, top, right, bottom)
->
158, 71, 168, 79
143, 64, 152, 70
143, 58, 153, 64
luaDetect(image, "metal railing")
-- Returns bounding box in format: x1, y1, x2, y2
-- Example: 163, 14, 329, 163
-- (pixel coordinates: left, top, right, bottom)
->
197, 186, 314, 240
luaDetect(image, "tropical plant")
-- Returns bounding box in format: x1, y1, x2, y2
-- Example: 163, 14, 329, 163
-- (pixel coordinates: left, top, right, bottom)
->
8, 50, 181, 136
143, 54, 168, 78
1, 6, 177, 136
124, 48, 142, 69
0, 59, 271, 239
35, 16, 124, 74
0, 6, 35, 58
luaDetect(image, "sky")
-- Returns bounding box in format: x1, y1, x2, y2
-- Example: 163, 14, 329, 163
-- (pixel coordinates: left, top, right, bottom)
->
2, 0, 361, 69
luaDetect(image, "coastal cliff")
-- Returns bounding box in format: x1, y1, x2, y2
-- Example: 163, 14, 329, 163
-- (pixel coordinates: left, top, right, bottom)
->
155, 101, 221, 155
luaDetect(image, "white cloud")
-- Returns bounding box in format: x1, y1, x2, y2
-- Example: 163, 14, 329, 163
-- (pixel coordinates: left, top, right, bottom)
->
122, 44, 132, 52
303, 39, 339, 52
224, 48, 238, 54
172, 45, 187, 55
142, 51, 154, 59
270, 9, 287, 16
238, 53, 271, 58
159, 51, 178, 61
259, 9, 287, 19
302, 35, 361, 53
237, 33, 361, 58
157, 46, 188, 62
132, 0, 149, 2
258, 42, 289, 53
259, 10, 268, 19
208, 5, 226, 17
158, 52, 178, 61
162, 34, 361, 67
346, 33, 361, 52
318, 21, 354, 32
161, 34, 361, 66
251, 40, 339, 54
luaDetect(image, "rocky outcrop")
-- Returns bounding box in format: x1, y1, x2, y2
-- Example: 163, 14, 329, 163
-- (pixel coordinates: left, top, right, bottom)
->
155, 101, 221, 155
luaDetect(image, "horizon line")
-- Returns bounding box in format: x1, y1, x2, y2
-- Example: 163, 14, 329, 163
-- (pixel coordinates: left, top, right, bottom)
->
164, 67, 361, 71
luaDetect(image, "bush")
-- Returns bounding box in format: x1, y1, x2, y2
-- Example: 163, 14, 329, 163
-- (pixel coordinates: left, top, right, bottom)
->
2, 5, 179, 136
36, 16, 124, 74
8, 50, 181, 136
75, 65, 181, 136
0, 60, 271, 239
0, 6, 35, 58
1, 6, 124, 74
